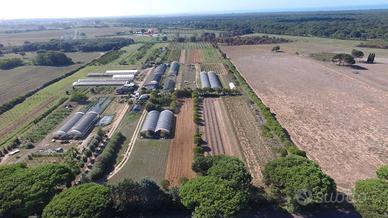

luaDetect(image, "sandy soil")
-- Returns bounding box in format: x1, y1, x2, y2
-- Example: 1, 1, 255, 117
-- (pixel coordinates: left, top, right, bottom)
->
179, 49, 186, 64
222, 45, 388, 191
165, 99, 196, 186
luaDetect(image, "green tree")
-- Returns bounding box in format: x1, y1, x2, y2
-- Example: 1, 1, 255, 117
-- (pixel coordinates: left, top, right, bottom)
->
0, 58, 24, 70
376, 165, 388, 180
353, 179, 388, 218
332, 53, 356, 65
367, 53, 376, 64
272, 45, 280, 52
351, 49, 365, 59
34, 51, 73, 66
179, 176, 248, 218
207, 156, 252, 189
70, 91, 88, 103
0, 164, 75, 217
263, 156, 336, 210
192, 155, 214, 175
42, 183, 111, 218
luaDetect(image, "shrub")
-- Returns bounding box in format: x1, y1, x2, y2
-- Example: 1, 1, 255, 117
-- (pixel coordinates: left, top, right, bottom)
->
354, 179, 388, 218
34, 51, 73, 66
0, 58, 24, 70
376, 165, 388, 180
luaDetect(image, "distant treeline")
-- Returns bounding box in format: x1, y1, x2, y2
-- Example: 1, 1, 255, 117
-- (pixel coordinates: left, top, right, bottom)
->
10, 38, 134, 53
358, 40, 388, 49
218, 35, 290, 46
116, 10, 388, 40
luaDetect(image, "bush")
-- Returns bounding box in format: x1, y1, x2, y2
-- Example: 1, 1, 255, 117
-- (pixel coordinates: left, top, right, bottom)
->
70, 91, 88, 103
34, 51, 73, 66
376, 165, 388, 180
0, 58, 24, 70
192, 156, 214, 175
88, 132, 126, 180
287, 145, 306, 157
354, 179, 388, 218
42, 183, 111, 218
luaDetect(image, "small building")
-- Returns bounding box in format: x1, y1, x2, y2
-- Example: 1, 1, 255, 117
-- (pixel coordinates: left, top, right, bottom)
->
229, 82, 236, 90
112, 74, 135, 81
9, 149, 20, 156
97, 116, 114, 126
105, 70, 138, 75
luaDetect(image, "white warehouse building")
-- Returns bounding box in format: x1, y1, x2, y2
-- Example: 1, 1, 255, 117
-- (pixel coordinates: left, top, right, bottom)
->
105, 70, 138, 75
112, 74, 135, 81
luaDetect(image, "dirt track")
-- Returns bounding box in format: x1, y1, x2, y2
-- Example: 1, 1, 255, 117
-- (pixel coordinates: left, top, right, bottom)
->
165, 99, 196, 186
222, 45, 388, 191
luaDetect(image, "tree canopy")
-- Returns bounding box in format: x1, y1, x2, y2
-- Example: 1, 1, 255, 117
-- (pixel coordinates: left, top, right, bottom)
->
376, 165, 388, 180
179, 176, 248, 218
34, 51, 73, 66
263, 156, 336, 210
42, 183, 111, 218
332, 53, 355, 65
0, 57, 24, 70
353, 179, 388, 218
0, 164, 74, 217
351, 49, 364, 59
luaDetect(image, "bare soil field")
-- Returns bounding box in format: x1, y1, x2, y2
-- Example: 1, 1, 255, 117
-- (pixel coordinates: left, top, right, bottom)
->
179, 49, 186, 64
187, 49, 204, 64
222, 45, 388, 191
222, 96, 278, 185
165, 99, 196, 186
0, 52, 100, 104
202, 98, 241, 157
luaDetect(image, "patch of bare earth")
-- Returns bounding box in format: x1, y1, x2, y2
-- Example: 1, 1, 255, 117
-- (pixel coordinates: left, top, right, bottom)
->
222, 45, 388, 191
165, 99, 196, 186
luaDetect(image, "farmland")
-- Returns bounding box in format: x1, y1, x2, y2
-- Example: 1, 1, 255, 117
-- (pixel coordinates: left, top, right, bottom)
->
222, 44, 388, 190
165, 99, 196, 186
0, 52, 101, 104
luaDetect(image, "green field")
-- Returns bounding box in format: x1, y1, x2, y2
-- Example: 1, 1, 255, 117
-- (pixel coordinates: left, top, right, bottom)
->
109, 138, 170, 184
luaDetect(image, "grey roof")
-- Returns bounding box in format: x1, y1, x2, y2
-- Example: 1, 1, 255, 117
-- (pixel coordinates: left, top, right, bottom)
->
68, 111, 99, 137
155, 110, 174, 134
208, 71, 222, 89
169, 62, 179, 76
73, 79, 128, 87
154, 64, 167, 75
200, 71, 211, 89
87, 73, 112, 77
163, 79, 176, 91
141, 111, 160, 133
54, 112, 84, 137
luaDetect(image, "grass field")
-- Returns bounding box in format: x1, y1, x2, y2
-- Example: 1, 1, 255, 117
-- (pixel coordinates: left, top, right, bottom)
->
109, 138, 170, 184
0, 52, 101, 104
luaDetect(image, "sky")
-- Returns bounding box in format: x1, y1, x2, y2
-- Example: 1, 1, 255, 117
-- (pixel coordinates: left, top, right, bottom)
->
1, 0, 388, 19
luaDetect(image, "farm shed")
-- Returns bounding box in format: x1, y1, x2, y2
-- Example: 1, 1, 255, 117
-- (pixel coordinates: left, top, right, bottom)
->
169, 62, 180, 76
112, 74, 135, 81
200, 71, 211, 89
73, 79, 129, 87
68, 111, 99, 139
208, 71, 222, 89
53, 112, 85, 139
87, 73, 112, 77
155, 110, 174, 138
229, 82, 236, 89
140, 110, 160, 138
105, 70, 138, 75
163, 79, 176, 92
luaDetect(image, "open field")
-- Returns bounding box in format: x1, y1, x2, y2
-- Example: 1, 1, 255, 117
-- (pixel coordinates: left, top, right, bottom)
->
202, 98, 241, 157
108, 138, 170, 183
222, 96, 278, 185
165, 99, 196, 186
0, 26, 132, 46
0, 52, 101, 104
222, 45, 388, 190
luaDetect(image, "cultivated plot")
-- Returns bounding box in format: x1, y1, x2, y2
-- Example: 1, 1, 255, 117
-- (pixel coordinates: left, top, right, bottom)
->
222, 45, 388, 190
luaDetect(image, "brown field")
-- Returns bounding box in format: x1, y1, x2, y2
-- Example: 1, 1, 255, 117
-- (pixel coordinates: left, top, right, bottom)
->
0, 52, 100, 104
222, 45, 388, 191
202, 98, 241, 157
179, 49, 186, 64
222, 96, 278, 185
187, 49, 204, 64
165, 99, 196, 186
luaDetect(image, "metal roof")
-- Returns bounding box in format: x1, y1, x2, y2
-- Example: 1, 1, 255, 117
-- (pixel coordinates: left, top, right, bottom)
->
54, 112, 84, 138
155, 110, 174, 134
169, 62, 179, 76
105, 70, 138, 75
154, 64, 167, 75
200, 71, 211, 89
141, 110, 160, 133
73, 80, 129, 86
208, 71, 222, 89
